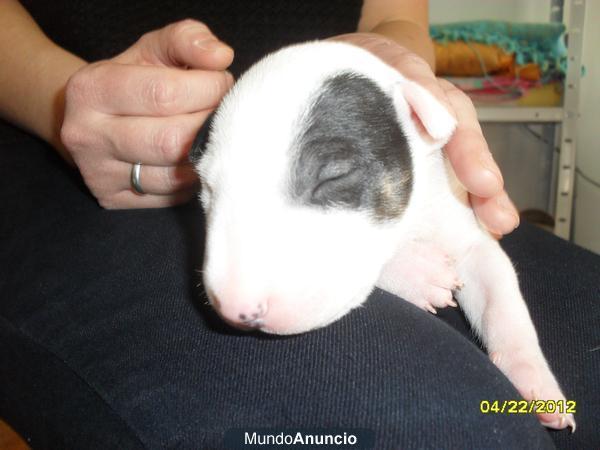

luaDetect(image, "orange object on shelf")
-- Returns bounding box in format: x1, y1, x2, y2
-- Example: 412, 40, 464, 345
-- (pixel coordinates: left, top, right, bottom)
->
434, 41, 542, 81
434, 41, 513, 76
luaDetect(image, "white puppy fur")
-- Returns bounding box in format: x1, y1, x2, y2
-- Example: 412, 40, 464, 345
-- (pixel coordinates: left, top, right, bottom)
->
195, 41, 574, 431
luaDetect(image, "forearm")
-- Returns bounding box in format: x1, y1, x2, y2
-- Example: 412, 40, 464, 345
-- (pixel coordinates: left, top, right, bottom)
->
365, 19, 435, 70
357, 0, 435, 70
0, 0, 86, 161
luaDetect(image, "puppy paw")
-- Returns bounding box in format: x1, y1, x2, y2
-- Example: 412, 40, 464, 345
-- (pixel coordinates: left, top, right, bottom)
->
490, 351, 576, 432
376, 241, 461, 314
413, 285, 458, 315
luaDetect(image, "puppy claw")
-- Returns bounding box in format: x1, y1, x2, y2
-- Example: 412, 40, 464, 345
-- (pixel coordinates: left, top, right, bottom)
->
490, 352, 502, 366
566, 414, 577, 433
425, 304, 437, 314
376, 241, 460, 313
540, 413, 576, 432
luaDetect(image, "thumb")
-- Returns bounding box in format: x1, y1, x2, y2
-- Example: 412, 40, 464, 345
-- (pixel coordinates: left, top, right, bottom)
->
115, 19, 234, 70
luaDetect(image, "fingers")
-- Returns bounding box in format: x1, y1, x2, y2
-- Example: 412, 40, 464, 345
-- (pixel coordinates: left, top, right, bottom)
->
104, 111, 210, 165
62, 106, 209, 209
437, 79, 503, 198
60, 19, 234, 210
471, 191, 520, 236
446, 127, 503, 198
116, 19, 234, 70
100, 189, 195, 210
68, 63, 234, 116
84, 160, 198, 209
438, 79, 519, 234
120, 161, 198, 195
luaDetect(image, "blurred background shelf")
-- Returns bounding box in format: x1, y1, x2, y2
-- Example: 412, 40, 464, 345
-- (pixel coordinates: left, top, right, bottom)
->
432, 0, 587, 242
476, 106, 564, 122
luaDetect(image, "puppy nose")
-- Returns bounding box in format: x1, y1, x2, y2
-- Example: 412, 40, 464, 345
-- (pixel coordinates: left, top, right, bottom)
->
211, 292, 269, 329
237, 301, 268, 327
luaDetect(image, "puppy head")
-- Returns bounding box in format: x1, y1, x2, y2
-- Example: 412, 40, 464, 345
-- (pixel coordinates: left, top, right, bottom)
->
193, 42, 455, 334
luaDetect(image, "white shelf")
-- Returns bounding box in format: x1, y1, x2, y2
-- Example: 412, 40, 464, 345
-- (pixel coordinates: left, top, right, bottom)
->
476, 106, 563, 123
472, 0, 586, 240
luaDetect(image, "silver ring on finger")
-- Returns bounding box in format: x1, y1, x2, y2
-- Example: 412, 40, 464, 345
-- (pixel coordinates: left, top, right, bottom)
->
131, 162, 145, 195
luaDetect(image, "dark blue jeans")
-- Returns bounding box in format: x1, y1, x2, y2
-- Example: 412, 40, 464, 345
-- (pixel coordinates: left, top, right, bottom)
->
1, 124, 598, 449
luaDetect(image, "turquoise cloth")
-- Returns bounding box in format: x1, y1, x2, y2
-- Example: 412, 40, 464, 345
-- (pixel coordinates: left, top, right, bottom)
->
430, 21, 567, 75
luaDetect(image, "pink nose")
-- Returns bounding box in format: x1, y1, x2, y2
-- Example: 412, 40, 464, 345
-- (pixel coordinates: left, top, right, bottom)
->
211, 292, 269, 329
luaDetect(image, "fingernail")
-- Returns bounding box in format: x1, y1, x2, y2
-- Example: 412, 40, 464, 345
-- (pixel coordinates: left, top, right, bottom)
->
496, 192, 520, 229
193, 38, 230, 53
478, 151, 502, 183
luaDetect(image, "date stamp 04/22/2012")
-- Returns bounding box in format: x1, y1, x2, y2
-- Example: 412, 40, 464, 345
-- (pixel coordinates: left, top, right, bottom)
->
480, 399, 577, 415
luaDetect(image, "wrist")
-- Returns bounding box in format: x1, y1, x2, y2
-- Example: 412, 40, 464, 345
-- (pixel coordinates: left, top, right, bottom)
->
368, 20, 435, 70
31, 44, 87, 163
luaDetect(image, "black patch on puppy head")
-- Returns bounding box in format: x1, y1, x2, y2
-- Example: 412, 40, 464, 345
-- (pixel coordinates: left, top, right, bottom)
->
290, 72, 413, 222
189, 112, 216, 164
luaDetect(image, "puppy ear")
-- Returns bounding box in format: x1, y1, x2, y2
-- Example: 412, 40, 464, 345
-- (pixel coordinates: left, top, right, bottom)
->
394, 79, 456, 145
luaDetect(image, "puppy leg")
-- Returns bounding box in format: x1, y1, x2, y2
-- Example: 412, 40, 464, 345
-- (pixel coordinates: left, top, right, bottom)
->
376, 240, 462, 314
455, 236, 575, 431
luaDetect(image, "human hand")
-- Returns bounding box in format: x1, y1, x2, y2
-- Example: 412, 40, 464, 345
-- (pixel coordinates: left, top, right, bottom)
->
330, 33, 520, 236
60, 19, 234, 209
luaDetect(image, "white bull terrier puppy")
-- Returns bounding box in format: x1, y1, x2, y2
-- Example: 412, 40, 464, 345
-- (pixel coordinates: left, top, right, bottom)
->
191, 41, 574, 431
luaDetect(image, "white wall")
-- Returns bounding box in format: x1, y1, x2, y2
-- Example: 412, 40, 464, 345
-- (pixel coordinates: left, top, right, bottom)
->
430, 0, 600, 253
430, 0, 550, 23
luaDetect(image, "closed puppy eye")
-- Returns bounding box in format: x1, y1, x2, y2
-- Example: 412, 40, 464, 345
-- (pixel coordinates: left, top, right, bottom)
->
315, 157, 357, 183
311, 160, 365, 207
